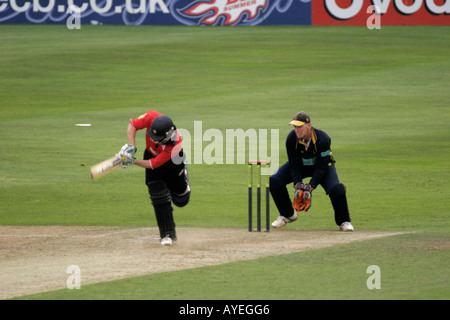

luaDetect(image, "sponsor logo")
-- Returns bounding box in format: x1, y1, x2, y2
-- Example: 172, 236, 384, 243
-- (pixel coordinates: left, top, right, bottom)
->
313, 0, 450, 25
180, 0, 267, 25
324, 0, 449, 20
0, 0, 311, 26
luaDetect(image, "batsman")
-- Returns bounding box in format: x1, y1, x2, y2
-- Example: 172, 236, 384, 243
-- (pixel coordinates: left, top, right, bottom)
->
270, 112, 354, 231
119, 111, 191, 246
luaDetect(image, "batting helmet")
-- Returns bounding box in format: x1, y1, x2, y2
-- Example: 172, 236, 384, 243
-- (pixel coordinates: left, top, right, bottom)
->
148, 115, 176, 144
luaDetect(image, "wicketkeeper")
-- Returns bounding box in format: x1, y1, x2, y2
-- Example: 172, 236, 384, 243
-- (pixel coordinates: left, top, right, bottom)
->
270, 112, 353, 231
119, 111, 191, 246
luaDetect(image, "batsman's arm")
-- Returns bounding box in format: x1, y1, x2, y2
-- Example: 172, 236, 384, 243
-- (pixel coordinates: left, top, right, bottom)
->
125, 123, 151, 169
134, 159, 153, 169
127, 122, 137, 146
121, 157, 152, 169
130, 148, 175, 170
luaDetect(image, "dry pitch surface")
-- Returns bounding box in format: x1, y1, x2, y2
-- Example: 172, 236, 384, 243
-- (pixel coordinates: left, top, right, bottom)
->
0, 226, 402, 299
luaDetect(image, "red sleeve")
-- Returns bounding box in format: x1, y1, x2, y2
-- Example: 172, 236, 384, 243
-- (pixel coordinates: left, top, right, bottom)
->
149, 131, 183, 169
130, 111, 163, 131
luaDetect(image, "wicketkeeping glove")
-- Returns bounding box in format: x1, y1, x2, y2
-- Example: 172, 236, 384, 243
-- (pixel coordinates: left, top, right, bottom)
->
300, 184, 312, 212
293, 190, 305, 211
292, 183, 312, 212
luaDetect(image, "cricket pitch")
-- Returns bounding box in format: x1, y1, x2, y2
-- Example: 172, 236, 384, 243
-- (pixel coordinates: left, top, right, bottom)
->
0, 226, 403, 299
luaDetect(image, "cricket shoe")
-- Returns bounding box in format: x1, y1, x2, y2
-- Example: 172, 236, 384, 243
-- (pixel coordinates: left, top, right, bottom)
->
160, 235, 173, 246
340, 222, 354, 232
271, 211, 298, 228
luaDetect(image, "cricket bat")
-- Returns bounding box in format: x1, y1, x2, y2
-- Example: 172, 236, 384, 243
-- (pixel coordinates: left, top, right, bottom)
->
90, 155, 124, 180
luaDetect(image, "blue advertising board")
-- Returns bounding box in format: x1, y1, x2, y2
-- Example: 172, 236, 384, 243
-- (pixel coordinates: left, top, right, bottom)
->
0, 0, 312, 26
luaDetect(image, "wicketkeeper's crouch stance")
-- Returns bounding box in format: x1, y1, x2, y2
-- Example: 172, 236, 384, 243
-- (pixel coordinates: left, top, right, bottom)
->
270, 112, 354, 231
119, 111, 190, 246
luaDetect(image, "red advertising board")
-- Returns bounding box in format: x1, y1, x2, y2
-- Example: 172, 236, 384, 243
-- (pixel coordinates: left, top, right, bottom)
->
313, 0, 450, 25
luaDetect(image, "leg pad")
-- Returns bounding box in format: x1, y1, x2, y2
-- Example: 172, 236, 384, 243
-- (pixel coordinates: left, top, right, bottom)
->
329, 184, 351, 226
147, 180, 176, 240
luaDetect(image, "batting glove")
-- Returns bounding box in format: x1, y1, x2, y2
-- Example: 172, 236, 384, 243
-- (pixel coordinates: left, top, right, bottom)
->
119, 144, 137, 159
121, 156, 136, 169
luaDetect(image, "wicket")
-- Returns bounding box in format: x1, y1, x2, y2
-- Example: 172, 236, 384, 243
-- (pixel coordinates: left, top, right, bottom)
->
248, 160, 271, 232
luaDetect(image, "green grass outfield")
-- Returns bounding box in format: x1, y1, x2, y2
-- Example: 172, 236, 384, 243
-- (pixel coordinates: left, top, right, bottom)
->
0, 25, 449, 300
